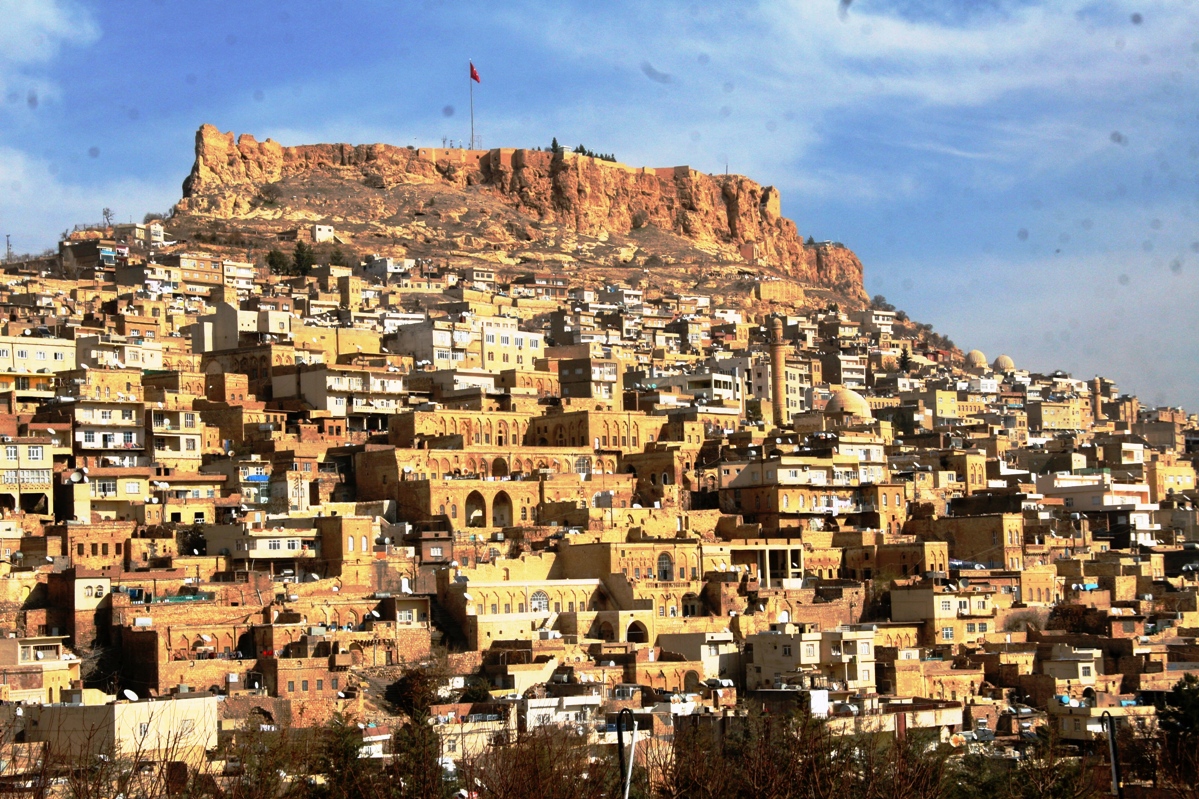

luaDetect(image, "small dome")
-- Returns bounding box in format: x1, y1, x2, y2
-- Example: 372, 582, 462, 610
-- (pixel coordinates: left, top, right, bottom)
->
825, 388, 872, 418
992, 354, 1015, 372
965, 349, 988, 368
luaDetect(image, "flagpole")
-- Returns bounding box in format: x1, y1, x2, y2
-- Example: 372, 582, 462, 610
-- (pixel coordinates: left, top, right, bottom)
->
469, 60, 475, 149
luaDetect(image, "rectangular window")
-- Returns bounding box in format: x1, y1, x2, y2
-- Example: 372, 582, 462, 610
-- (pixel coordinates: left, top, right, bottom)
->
84, 431, 95, 444
287, 681, 295, 692
941, 627, 954, 641
4, 446, 14, 460
331, 678, 338, 690
27, 446, 42, 461
302, 680, 309, 691
978, 623, 988, 633
783, 645, 792, 657
317, 679, 323, 691
429, 546, 443, 558
125, 481, 140, 495
124, 432, 134, 444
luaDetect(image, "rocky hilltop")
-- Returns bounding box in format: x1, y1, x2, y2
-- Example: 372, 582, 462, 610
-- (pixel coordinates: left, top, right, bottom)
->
176, 124, 866, 300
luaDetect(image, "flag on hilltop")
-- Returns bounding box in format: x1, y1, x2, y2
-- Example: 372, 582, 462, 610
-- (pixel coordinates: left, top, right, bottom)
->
470, 62, 481, 83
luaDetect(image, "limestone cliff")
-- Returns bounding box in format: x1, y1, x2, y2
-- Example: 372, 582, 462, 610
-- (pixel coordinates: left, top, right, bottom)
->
177, 124, 866, 299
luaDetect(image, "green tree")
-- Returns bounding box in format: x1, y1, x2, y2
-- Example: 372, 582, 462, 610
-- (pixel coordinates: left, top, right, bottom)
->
871, 294, 896, 312
392, 716, 456, 799
459, 675, 493, 703
550, 137, 561, 154
898, 347, 912, 374
266, 248, 291, 275
329, 246, 348, 267
1159, 674, 1199, 794
293, 241, 315, 276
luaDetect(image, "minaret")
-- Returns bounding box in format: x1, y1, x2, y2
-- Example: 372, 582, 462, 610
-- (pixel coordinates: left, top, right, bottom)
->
1092, 377, 1105, 423
770, 316, 786, 429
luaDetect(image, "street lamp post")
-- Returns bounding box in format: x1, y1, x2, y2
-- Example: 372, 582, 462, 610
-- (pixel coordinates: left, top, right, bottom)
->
1100, 710, 1123, 798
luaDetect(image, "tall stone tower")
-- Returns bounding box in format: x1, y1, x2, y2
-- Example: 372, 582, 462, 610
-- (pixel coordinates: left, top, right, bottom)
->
1092, 377, 1105, 423
770, 316, 787, 429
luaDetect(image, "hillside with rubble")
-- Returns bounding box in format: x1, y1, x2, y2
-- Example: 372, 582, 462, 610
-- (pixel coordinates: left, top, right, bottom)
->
171, 124, 867, 304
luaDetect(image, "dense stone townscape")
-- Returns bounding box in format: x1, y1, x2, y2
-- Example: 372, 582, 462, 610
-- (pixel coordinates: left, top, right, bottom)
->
0, 126, 1196, 794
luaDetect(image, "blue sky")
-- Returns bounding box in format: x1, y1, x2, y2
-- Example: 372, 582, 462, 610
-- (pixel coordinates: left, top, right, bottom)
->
1, 0, 1197, 408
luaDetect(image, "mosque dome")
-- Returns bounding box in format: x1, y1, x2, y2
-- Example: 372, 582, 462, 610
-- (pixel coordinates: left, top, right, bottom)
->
824, 388, 872, 418
992, 354, 1015, 372
965, 350, 988, 368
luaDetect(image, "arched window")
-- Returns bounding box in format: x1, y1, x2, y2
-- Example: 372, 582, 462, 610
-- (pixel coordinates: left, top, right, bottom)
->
882, 493, 889, 507
84, 586, 93, 598
361, 536, 368, 553
782, 494, 789, 509
451, 504, 458, 518
657, 553, 674, 582
530, 591, 549, 613
520, 507, 528, 521
347, 536, 354, 552
94, 585, 104, 597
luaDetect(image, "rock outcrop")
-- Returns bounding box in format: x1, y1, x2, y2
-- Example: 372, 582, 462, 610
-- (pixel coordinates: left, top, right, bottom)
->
178, 124, 865, 298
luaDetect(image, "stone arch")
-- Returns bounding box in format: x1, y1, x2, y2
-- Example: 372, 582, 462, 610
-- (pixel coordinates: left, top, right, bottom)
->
598, 621, 615, 641
530, 590, 549, 613
627, 620, 649, 644
657, 552, 674, 581
492, 491, 513, 528
492, 457, 509, 478
684, 670, 702, 693
465, 491, 486, 528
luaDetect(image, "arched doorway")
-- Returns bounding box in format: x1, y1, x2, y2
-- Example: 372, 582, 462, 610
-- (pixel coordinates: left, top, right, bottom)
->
492, 458, 509, 478
657, 553, 674, 582
598, 621, 615, 641
492, 491, 513, 528
627, 621, 648, 644
684, 671, 702, 693
465, 491, 486, 528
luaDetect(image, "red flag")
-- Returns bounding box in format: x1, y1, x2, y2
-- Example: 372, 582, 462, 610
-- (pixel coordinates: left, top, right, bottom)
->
470, 62, 481, 83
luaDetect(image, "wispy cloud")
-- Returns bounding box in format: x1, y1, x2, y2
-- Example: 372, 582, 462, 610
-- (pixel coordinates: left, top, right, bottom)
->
0, 0, 98, 106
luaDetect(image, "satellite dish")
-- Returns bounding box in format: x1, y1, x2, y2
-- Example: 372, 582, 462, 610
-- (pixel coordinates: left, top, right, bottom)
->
193, 549, 199, 555
309, 574, 319, 581
337, 692, 346, 698
331, 586, 339, 592
44, 556, 53, 563
123, 689, 138, 701
69, 471, 83, 483
35, 651, 43, 660
370, 610, 380, 618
